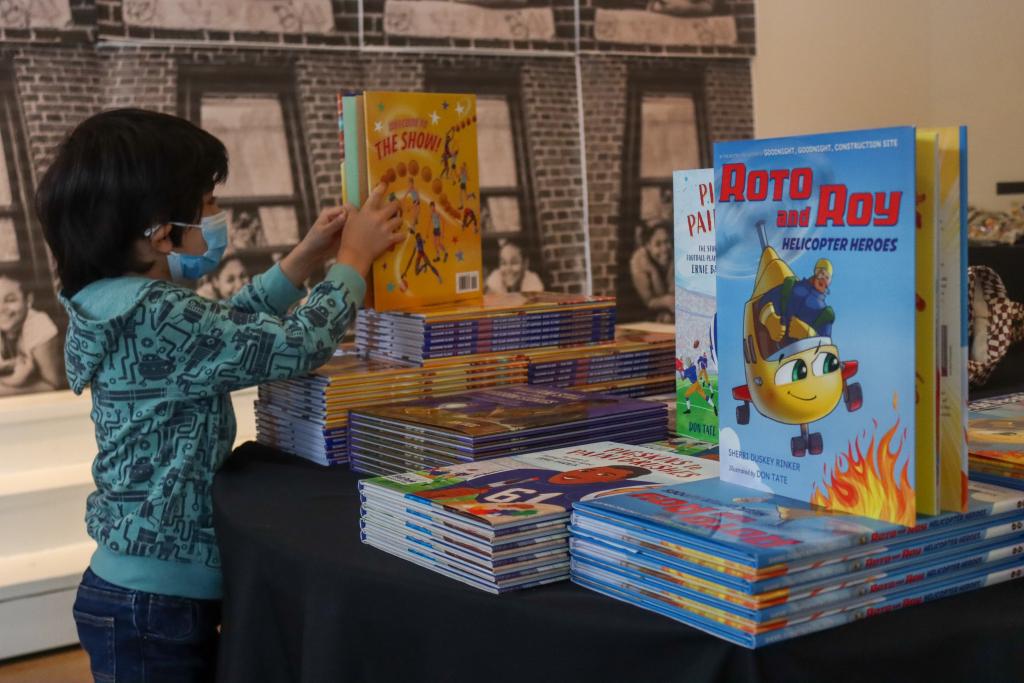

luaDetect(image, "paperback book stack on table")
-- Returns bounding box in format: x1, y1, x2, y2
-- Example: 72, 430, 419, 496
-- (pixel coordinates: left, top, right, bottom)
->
967, 395, 1024, 490
347, 384, 670, 476
357, 441, 718, 593
355, 292, 617, 365
569, 477, 1024, 647
255, 345, 528, 466
525, 329, 675, 398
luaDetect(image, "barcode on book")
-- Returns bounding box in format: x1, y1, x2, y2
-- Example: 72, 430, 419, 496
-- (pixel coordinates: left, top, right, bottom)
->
456, 271, 480, 293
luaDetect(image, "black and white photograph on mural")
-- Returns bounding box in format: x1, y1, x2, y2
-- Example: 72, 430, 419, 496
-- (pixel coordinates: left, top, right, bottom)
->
0, 273, 66, 396
0, 0, 754, 395
576, 0, 754, 321
615, 73, 708, 322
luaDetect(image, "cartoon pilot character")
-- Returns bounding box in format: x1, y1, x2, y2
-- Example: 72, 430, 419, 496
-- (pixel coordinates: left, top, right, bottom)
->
758, 258, 836, 345
732, 221, 861, 458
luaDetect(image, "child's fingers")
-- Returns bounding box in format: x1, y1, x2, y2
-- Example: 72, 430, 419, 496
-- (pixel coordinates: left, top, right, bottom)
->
321, 205, 346, 221
388, 230, 406, 246
384, 215, 403, 233
366, 182, 388, 210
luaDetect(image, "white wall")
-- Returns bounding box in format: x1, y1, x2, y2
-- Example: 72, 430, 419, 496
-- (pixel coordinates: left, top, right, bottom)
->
753, 0, 1024, 212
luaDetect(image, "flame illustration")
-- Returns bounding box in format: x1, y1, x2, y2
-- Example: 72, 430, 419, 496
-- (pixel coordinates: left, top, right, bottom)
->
810, 398, 915, 526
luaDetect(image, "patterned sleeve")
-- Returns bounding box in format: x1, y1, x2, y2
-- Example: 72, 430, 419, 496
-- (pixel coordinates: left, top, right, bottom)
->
226, 263, 306, 316
147, 264, 364, 399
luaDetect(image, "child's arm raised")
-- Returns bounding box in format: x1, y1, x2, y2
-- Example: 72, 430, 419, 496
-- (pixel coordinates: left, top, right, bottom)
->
140, 187, 402, 399
226, 207, 349, 317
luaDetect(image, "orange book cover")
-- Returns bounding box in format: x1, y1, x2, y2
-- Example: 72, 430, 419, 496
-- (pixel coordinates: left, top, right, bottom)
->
362, 92, 482, 311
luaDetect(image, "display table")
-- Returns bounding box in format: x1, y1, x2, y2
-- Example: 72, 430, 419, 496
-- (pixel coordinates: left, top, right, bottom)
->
212, 443, 1024, 683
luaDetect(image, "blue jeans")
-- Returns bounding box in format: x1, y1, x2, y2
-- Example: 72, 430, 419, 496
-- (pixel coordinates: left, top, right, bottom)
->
72, 568, 221, 683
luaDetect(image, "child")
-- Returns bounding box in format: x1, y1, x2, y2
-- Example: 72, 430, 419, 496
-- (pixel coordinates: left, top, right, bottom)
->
35, 108, 403, 682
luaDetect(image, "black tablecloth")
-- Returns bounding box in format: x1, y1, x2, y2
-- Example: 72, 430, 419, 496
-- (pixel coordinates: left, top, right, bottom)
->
213, 443, 1024, 683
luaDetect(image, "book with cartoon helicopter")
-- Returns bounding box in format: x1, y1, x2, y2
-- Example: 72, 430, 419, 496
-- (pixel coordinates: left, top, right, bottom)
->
713, 127, 966, 525
339, 91, 483, 312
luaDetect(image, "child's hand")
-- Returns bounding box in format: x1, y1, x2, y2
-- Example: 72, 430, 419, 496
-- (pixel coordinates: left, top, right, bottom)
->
337, 183, 405, 278
279, 206, 349, 288
302, 206, 348, 261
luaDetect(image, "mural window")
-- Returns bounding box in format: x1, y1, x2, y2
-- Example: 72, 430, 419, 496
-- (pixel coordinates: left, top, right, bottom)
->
0, 73, 31, 271
618, 71, 708, 321
0, 68, 54, 300
0, 66, 67, 395
179, 69, 316, 261
426, 69, 543, 294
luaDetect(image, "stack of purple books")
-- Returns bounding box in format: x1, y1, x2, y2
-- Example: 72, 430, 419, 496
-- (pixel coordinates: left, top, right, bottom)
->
348, 384, 668, 476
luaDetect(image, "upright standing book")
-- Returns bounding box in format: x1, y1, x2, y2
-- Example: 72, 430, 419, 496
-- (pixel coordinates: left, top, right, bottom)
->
915, 131, 940, 515
338, 91, 483, 312
673, 168, 719, 443
926, 126, 970, 512
714, 127, 923, 525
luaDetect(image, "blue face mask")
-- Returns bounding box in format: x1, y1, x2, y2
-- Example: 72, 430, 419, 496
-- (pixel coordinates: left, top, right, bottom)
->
148, 211, 229, 281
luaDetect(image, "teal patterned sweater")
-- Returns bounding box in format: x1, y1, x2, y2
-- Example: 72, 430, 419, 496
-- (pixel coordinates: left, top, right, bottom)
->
61, 263, 365, 599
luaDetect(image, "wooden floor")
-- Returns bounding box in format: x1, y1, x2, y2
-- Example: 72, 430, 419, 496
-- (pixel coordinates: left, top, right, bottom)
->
0, 646, 92, 683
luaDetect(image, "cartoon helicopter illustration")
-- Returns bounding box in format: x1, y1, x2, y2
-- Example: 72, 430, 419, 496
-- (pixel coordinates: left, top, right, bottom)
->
731, 221, 862, 457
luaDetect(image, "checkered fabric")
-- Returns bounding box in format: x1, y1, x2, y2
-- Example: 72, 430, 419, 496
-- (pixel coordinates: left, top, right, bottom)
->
968, 265, 1024, 385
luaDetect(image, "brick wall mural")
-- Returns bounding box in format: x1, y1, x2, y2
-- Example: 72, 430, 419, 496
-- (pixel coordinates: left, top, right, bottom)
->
0, 0, 753, 397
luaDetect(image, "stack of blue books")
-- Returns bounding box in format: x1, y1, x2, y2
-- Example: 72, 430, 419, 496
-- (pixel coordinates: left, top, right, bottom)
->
355, 292, 616, 365
569, 477, 1024, 647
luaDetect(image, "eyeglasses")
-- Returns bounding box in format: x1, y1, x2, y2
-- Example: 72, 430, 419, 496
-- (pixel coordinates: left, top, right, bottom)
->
143, 221, 202, 238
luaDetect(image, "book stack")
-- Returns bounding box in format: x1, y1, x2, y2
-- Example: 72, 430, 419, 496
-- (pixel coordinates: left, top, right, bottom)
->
968, 396, 1024, 490
255, 348, 528, 466
525, 330, 675, 398
569, 477, 1024, 647
347, 385, 669, 476
355, 292, 616, 365
358, 441, 718, 593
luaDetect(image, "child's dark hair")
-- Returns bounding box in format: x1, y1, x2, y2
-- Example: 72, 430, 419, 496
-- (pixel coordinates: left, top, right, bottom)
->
36, 108, 228, 297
